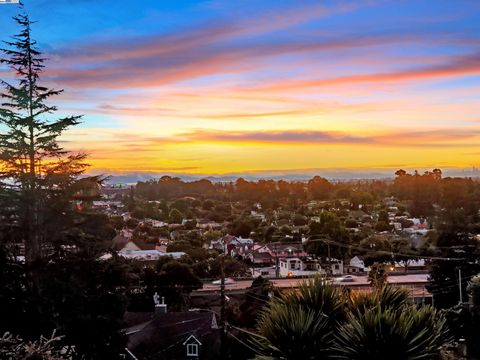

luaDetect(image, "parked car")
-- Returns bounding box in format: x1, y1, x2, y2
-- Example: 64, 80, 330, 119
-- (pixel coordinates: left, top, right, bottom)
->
212, 277, 235, 285
334, 275, 355, 283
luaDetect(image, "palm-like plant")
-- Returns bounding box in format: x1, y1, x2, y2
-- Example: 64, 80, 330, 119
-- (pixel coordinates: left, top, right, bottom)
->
295, 277, 348, 321
335, 304, 450, 360
255, 304, 332, 359
346, 285, 410, 314
252, 281, 450, 359
337, 286, 449, 359
253, 277, 344, 359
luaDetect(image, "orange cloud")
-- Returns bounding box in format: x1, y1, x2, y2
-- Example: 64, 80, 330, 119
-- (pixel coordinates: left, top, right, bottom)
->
252, 52, 480, 92
45, 29, 472, 90
78, 128, 480, 148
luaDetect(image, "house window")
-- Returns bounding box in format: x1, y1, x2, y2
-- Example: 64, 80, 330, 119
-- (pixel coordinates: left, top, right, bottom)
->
187, 343, 198, 356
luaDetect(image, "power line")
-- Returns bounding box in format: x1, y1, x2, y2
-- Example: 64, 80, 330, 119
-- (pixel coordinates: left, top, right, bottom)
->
306, 237, 468, 261
227, 329, 259, 355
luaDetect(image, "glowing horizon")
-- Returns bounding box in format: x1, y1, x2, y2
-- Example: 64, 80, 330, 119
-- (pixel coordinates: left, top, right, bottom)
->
1, 1, 480, 175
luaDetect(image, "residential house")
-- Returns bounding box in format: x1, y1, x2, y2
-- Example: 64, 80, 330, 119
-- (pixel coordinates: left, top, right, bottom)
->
345, 256, 369, 274
252, 267, 276, 278
144, 219, 168, 228
244, 250, 274, 267
279, 257, 344, 277
112, 230, 156, 252
279, 257, 320, 277
328, 259, 344, 275
265, 242, 307, 259
92, 200, 109, 210
124, 305, 220, 360
208, 239, 225, 253
394, 259, 427, 273
227, 236, 254, 257
197, 221, 223, 231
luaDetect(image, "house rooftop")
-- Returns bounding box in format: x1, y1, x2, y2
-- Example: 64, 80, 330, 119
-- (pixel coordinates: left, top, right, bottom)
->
127, 311, 219, 359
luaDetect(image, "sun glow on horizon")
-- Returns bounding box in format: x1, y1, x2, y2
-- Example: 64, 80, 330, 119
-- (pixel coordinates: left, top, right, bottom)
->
2, 0, 480, 175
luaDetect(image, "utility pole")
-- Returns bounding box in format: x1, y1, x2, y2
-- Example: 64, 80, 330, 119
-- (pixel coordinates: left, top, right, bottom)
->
220, 244, 226, 358
326, 239, 332, 278
458, 267, 463, 304
275, 243, 279, 278
252, 243, 255, 277
220, 259, 226, 357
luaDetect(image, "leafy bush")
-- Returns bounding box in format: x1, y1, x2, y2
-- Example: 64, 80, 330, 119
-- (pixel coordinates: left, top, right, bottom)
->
0, 332, 67, 360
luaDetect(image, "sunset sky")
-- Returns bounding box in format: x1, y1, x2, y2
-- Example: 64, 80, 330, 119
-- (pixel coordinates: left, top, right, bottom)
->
1, 0, 480, 176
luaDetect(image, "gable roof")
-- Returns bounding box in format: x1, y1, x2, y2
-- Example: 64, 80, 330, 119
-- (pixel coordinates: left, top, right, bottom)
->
113, 234, 156, 252
123, 312, 155, 335
266, 242, 304, 253
246, 251, 273, 260
130, 239, 156, 251
232, 237, 254, 244
112, 234, 129, 251
127, 312, 219, 359
182, 334, 202, 346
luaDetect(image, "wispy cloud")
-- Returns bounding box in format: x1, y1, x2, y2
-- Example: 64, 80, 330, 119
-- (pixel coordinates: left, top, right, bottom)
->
43, 0, 480, 92
252, 52, 480, 92
8, 0, 480, 173
178, 129, 370, 144
94, 127, 480, 147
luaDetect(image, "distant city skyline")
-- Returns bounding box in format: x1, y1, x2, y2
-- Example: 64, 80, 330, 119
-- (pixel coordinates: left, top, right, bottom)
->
1, 0, 480, 174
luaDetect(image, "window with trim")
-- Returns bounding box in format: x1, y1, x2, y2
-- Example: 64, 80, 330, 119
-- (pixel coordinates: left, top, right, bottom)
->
187, 343, 198, 356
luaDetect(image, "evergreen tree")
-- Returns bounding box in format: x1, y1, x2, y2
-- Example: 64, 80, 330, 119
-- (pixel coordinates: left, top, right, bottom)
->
0, 13, 89, 264
0, 12, 129, 359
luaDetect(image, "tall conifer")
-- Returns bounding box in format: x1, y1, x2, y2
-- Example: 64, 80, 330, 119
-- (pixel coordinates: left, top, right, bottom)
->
0, 13, 89, 265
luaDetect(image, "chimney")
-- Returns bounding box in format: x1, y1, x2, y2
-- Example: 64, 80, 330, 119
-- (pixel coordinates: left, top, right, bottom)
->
155, 296, 167, 315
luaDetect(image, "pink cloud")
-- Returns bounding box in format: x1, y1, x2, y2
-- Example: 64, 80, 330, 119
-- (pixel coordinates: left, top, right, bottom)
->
101, 128, 480, 147
251, 52, 480, 92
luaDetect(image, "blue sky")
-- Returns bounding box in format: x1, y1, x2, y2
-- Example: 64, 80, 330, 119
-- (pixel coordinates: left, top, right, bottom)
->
0, 0, 480, 175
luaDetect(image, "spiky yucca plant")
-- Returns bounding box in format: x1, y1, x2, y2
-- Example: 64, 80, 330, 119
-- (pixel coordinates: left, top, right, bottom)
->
253, 277, 344, 359
335, 298, 450, 359
256, 304, 331, 359
252, 282, 450, 359
346, 285, 410, 314
295, 277, 348, 321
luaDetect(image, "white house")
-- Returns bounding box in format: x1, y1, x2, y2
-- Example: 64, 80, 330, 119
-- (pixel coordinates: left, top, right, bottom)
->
92, 200, 109, 210
144, 219, 168, 228
252, 267, 276, 278
346, 256, 369, 274
279, 257, 321, 277
329, 259, 344, 275
394, 259, 427, 272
